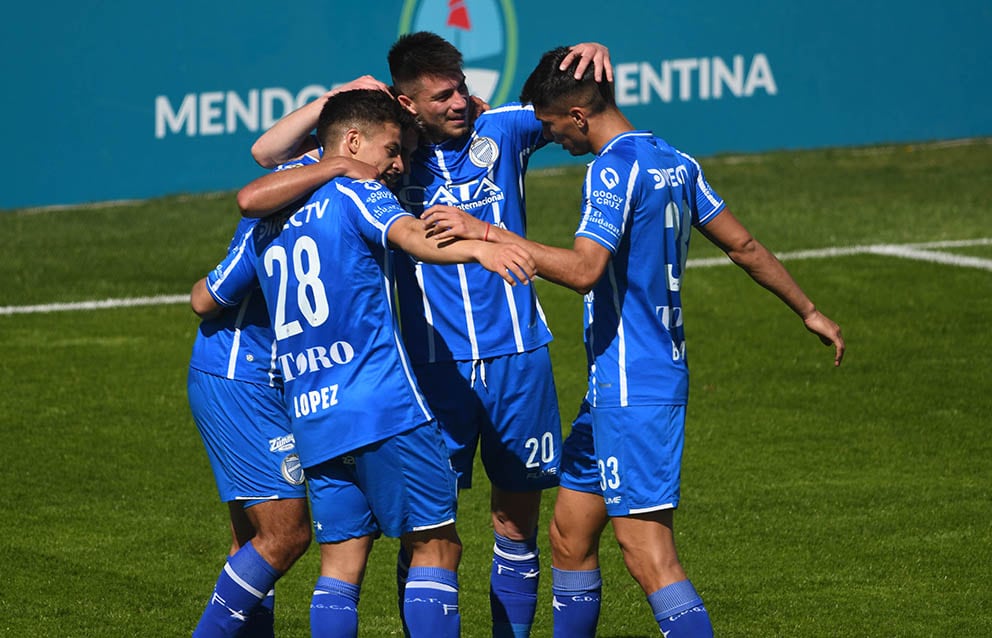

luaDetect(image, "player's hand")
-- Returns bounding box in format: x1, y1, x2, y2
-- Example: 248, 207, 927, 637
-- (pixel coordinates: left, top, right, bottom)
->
803, 310, 845, 367
561, 43, 614, 82
477, 243, 535, 286
328, 75, 392, 97
470, 95, 491, 114
422, 205, 490, 242
332, 157, 380, 181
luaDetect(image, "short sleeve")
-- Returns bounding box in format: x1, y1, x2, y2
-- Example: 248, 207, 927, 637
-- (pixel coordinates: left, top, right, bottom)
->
335, 179, 413, 248
205, 221, 260, 307
574, 154, 635, 253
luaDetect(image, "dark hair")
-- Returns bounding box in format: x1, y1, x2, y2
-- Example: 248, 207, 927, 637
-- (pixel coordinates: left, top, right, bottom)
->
388, 31, 464, 94
519, 46, 614, 113
315, 89, 409, 148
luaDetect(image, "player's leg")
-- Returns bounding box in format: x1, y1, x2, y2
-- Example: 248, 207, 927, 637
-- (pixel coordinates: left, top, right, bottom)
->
306, 456, 379, 638
610, 511, 711, 636
357, 422, 462, 638
311, 536, 374, 638
189, 370, 303, 638
548, 403, 607, 638
595, 404, 713, 637
192, 502, 284, 638
226, 502, 276, 638
406, 361, 479, 633
479, 348, 561, 638
489, 487, 543, 638
402, 523, 463, 638
243, 498, 311, 573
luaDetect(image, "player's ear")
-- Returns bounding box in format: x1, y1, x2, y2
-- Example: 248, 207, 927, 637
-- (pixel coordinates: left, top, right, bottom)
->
396, 93, 417, 116
345, 128, 362, 155
569, 106, 588, 131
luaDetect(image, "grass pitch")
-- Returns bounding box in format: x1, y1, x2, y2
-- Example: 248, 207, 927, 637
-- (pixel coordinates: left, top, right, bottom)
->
1, 139, 990, 637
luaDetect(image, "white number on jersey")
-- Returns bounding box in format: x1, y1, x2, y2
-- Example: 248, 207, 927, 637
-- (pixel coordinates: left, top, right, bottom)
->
264, 235, 330, 340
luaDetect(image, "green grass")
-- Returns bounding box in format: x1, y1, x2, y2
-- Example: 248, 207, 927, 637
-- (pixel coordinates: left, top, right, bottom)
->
1, 139, 991, 636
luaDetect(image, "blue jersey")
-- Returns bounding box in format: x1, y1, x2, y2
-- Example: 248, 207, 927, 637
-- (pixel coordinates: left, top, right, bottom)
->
189, 152, 321, 385
190, 217, 280, 387
576, 131, 725, 407
393, 103, 552, 363
205, 176, 435, 468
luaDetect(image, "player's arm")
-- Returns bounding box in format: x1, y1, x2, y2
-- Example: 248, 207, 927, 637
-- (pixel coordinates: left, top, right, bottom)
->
250, 75, 392, 168
388, 215, 537, 286
422, 205, 610, 294
698, 209, 846, 366
190, 277, 222, 319
238, 157, 378, 217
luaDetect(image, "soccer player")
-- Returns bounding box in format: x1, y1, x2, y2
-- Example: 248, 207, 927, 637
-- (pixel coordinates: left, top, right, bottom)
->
187, 226, 311, 638
187, 146, 382, 638
191, 88, 537, 638
423, 46, 846, 637
245, 34, 613, 638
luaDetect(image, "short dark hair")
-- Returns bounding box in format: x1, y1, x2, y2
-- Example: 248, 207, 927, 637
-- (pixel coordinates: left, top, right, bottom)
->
388, 31, 464, 94
519, 46, 615, 113
315, 89, 409, 149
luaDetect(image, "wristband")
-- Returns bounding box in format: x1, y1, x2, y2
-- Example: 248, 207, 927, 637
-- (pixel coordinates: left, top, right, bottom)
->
484, 224, 491, 242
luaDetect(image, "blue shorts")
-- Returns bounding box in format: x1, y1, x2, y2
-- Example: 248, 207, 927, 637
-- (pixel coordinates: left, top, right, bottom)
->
306, 421, 458, 543
187, 368, 306, 506
413, 346, 561, 492
559, 401, 686, 517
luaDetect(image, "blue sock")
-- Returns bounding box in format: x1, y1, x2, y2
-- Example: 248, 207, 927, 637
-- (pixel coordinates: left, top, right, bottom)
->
648, 580, 714, 638
491, 533, 540, 637
240, 589, 275, 638
551, 567, 601, 638
404, 566, 460, 638
310, 576, 360, 638
396, 545, 412, 638
193, 542, 280, 638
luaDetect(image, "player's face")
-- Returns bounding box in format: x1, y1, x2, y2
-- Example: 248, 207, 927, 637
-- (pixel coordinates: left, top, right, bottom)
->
403, 74, 474, 142
356, 122, 405, 184
534, 107, 591, 156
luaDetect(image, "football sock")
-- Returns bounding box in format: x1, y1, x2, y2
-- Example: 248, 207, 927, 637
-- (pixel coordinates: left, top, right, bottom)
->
240, 589, 275, 638
648, 580, 714, 638
551, 567, 601, 638
396, 545, 412, 638
192, 542, 280, 638
310, 576, 360, 638
491, 532, 540, 637
403, 566, 460, 638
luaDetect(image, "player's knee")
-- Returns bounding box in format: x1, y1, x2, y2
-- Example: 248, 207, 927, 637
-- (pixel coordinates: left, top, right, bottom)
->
283, 522, 312, 561
491, 490, 542, 538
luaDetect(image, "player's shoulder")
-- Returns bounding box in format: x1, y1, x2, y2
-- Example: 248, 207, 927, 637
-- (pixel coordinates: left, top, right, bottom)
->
475, 102, 538, 132
333, 177, 396, 201
274, 150, 320, 172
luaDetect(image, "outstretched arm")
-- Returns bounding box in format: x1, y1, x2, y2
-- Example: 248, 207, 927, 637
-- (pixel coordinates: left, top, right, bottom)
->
389, 215, 536, 286
699, 209, 845, 366
238, 157, 378, 217
250, 75, 392, 168
422, 205, 611, 294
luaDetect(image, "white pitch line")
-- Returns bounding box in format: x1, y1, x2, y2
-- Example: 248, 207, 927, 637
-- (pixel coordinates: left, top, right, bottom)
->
2, 239, 990, 316
0, 294, 188, 316
687, 238, 992, 271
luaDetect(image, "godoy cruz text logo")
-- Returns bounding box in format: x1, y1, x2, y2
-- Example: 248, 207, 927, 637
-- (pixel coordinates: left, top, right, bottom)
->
399, 0, 518, 106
